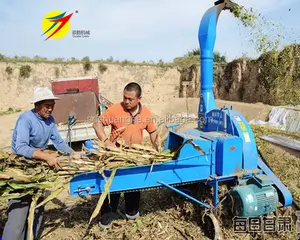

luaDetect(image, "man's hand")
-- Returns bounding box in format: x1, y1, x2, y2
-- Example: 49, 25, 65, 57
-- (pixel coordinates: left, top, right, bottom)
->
105, 140, 117, 149
45, 152, 62, 169
32, 150, 62, 169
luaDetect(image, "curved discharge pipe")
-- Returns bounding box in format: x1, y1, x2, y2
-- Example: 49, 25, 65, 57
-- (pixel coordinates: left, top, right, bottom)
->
197, 0, 238, 130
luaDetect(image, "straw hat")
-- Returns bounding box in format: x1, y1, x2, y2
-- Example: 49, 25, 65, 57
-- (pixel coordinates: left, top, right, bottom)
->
30, 87, 60, 104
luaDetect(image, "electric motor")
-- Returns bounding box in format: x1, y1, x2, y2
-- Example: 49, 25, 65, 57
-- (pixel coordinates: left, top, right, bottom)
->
230, 175, 279, 217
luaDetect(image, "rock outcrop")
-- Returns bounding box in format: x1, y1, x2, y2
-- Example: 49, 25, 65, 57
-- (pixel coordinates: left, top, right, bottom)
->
178, 44, 300, 106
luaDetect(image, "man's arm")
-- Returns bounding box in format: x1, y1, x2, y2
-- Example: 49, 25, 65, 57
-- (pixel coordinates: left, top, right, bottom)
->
32, 150, 61, 168
14, 116, 61, 168
14, 115, 36, 158
92, 119, 107, 141
92, 109, 116, 147
146, 113, 159, 151
50, 124, 73, 155
149, 131, 159, 151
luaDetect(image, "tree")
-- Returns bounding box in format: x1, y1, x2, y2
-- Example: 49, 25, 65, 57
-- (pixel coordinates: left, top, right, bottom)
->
214, 51, 226, 62
0, 53, 5, 61
185, 48, 226, 63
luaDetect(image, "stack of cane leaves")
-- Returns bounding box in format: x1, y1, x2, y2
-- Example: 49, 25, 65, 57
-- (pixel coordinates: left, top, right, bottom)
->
0, 140, 179, 239
84, 139, 176, 173
0, 152, 81, 240
0, 150, 99, 239
81, 139, 177, 224
0, 145, 176, 201
0, 151, 88, 200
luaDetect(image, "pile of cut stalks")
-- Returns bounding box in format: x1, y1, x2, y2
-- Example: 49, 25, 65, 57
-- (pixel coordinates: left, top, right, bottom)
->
0, 139, 178, 240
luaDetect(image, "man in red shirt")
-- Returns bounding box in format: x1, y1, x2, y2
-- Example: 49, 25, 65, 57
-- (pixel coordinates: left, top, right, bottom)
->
93, 82, 158, 229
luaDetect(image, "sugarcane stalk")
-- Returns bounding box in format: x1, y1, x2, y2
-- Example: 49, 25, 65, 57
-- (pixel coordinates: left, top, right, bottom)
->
27, 190, 43, 240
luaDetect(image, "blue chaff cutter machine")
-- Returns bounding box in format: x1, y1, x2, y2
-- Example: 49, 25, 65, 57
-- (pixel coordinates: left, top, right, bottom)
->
69, 0, 293, 236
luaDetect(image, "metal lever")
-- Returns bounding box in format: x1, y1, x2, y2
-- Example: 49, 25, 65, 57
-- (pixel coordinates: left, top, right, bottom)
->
167, 123, 180, 132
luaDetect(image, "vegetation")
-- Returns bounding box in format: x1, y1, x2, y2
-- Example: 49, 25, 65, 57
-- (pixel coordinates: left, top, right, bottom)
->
5, 66, 13, 75
0, 138, 176, 240
172, 48, 227, 68
82, 56, 92, 73
231, 4, 257, 27
54, 67, 60, 78
185, 48, 227, 63
0, 108, 21, 116
98, 63, 107, 74
19, 65, 32, 78
231, 3, 289, 55
0, 54, 174, 68
256, 44, 300, 105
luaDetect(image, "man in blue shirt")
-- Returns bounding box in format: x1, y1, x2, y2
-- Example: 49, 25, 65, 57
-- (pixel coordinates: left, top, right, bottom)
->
2, 87, 73, 240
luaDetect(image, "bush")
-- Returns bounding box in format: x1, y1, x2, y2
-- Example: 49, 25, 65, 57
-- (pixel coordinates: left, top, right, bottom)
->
82, 56, 92, 72
185, 48, 227, 62
5, 66, 13, 75
121, 59, 132, 66
0, 53, 5, 61
98, 63, 107, 74
54, 67, 60, 78
214, 51, 227, 63
19, 65, 32, 78
106, 56, 114, 62
157, 59, 164, 66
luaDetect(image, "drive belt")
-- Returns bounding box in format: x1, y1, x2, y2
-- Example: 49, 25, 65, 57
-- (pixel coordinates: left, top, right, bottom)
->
109, 179, 205, 195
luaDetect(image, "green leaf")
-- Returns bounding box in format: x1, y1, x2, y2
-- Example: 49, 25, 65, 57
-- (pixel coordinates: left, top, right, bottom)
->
35, 182, 68, 208
89, 168, 117, 224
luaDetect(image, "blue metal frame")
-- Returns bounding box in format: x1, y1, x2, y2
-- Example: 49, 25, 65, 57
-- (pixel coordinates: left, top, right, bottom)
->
71, 132, 214, 196
157, 180, 211, 209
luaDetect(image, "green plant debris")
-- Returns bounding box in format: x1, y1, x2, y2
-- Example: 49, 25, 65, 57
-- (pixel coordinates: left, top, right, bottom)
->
229, 3, 300, 105
231, 4, 296, 55
256, 44, 300, 105
231, 5, 257, 28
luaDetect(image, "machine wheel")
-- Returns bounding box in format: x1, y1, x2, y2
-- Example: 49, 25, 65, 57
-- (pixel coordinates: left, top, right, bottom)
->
202, 212, 223, 240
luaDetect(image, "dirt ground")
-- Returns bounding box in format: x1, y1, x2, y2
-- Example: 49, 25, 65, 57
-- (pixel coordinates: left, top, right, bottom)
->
1, 98, 299, 240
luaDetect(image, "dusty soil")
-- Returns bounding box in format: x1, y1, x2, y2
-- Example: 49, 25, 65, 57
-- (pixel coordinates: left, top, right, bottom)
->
1, 98, 299, 240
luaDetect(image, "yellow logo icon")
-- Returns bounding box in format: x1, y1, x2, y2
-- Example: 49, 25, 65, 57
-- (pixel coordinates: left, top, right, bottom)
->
41, 10, 73, 41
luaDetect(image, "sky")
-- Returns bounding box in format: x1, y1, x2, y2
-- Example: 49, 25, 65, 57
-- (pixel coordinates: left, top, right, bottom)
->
0, 0, 299, 63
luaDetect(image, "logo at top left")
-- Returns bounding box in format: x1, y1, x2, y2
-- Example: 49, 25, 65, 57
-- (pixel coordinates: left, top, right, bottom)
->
41, 10, 73, 41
